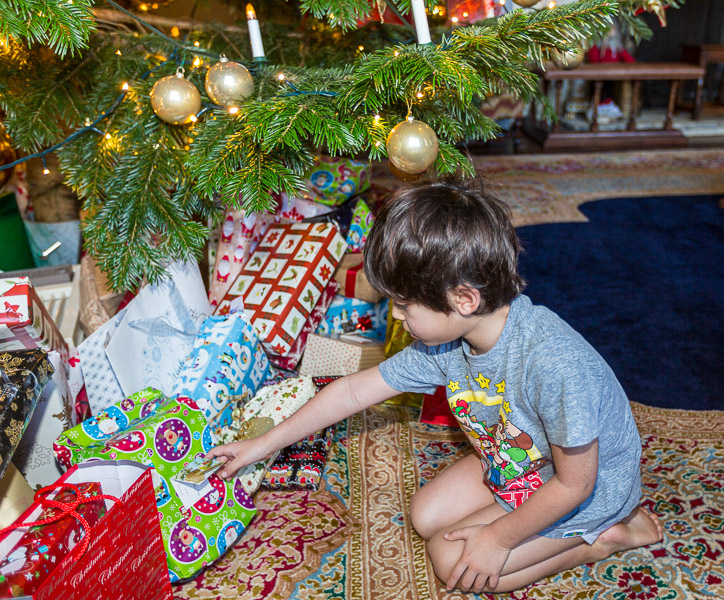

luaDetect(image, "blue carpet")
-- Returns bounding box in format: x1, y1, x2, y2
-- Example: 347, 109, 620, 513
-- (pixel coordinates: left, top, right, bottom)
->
518, 195, 723, 411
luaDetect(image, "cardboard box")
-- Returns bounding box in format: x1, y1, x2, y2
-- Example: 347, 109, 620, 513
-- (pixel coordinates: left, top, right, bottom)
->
298, 333, 385, 376
218, 222, 347, 356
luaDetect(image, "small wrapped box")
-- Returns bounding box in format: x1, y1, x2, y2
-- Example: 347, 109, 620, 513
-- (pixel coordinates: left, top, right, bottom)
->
262, 426, 334, 491
0, 482, 106, 598
0, 350, 53, 480
0, 278, 69, 364
332, 254, 383, 304
217, 222, 347, 356
298, 333, 385, 376
345, 198, 375, 253
305, 156, 370, 207
172, 312, 271, 423
53, 392, 257, 582
315, 295, 388, 341
212, 376, 317, 495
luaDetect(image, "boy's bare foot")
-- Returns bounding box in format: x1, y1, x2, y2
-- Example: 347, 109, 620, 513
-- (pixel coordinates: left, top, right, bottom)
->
595, 507, 663, 557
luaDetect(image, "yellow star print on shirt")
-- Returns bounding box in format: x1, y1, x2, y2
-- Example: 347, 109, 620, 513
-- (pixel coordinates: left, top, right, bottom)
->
495, 380, 506, 394
448, 380, 461, 393
474, 373, 490, 389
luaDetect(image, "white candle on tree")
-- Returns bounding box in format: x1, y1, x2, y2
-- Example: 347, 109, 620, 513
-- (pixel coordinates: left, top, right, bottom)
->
410, 0, 432, 45
246, 4, 266, 60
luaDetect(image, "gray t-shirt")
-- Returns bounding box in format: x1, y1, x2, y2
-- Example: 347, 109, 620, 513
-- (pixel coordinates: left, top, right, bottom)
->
379, 295, 641, 540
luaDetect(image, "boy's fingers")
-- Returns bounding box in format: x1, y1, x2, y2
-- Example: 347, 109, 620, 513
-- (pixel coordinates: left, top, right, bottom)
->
443, 527, 466, 541
219, 455, 247, 480
446, 561, 467, 591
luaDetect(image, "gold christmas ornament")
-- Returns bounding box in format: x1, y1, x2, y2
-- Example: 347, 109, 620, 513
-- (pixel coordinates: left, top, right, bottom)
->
204, 56, 254, 108
643, 0, 667, 27
150, 67, 202, 125
511, 0, 541, 8
551, 45, 585, 70
387, 160, 425, 182
386, 115, 439, 178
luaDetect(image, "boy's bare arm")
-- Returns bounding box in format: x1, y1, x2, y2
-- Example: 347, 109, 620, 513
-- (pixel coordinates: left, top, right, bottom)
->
445, 439, 599, 590
207, 366, 400, 478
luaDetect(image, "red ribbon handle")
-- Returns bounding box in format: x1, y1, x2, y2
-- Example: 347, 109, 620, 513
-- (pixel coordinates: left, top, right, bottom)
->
0, 482, 122, 560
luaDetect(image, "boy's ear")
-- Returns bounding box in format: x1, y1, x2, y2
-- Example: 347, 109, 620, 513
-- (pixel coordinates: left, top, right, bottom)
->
452, 286, 481, 316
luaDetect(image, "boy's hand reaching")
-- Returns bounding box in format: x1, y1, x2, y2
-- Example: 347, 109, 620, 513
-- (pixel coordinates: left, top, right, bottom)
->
443, 524, 512, 593
205, 439, 272, 480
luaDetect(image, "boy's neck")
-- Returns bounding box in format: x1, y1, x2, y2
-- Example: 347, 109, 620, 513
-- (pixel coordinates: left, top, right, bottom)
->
464, 304, 511, 356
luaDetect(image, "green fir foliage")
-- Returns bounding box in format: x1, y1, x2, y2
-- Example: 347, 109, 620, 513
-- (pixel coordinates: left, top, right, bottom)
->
0, 0, 621, 291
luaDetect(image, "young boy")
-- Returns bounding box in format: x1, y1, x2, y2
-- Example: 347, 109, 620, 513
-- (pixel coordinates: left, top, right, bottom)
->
207, 178, 662, 593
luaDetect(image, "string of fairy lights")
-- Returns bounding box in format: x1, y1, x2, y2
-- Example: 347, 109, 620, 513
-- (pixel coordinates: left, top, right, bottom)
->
0, 0, 561, 180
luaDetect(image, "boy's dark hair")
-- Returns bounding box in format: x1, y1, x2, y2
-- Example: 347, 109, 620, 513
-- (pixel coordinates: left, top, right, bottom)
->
363, 177, 525, 315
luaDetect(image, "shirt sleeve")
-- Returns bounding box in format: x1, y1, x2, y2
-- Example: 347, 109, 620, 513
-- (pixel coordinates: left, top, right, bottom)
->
525, 335, 605, 449
378, 340, 451, 394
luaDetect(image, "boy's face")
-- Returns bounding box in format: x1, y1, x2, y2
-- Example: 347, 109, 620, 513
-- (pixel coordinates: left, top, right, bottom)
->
390, 300, 469, 347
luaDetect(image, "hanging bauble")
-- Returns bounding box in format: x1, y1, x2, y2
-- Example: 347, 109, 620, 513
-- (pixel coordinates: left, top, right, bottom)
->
204, 56, 254, 108
150, 67, 202, 125
511, 0, 541, 8
551, 45, 585, 70
386, 116, 439, 179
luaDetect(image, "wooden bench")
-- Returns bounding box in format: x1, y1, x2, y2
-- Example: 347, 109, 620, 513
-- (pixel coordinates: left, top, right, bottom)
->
681, 44, 724, 119
525, 62, 705, 152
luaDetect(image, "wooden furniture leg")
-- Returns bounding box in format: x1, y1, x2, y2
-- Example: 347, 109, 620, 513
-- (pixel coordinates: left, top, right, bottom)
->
665, 80, 679, 130
693, 73, 704, 120
627, 80, 640, 131
590, 81, 602, 132
553, 80, 563, 133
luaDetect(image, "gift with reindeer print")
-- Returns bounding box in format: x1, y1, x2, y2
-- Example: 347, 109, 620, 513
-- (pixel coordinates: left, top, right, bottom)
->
171, 312, 271, 424
215, 222, 347, 357
53, 390, 257, 583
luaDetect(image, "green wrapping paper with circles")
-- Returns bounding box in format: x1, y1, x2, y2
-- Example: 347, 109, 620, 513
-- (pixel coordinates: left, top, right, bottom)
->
53, 388, 257, 583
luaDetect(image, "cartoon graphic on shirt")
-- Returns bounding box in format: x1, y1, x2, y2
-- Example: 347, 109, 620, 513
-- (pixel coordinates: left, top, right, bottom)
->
448, 374, 547, 506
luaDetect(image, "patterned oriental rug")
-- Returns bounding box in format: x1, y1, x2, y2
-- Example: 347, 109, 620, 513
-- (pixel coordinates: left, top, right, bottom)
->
175, 149, 724, 600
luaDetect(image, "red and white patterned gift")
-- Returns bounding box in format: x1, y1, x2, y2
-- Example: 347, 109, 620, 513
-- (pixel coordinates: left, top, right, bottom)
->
0, 278, 69, 365
217, 223, 347, 356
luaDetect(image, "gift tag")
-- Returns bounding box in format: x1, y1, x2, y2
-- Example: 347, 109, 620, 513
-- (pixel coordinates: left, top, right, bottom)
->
173, 456, 224, 485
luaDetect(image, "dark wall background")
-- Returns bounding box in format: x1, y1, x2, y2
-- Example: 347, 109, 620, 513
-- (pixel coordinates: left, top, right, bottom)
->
635, 0, 723, 106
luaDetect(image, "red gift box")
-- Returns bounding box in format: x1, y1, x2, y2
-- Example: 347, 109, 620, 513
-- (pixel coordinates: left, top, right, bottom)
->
0, 460, 172, 600
217, 222, 347, 356
0, 278, 69, 365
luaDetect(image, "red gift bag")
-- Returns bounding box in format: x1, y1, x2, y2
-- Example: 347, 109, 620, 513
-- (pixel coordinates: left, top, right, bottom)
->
0, 460, 172, 600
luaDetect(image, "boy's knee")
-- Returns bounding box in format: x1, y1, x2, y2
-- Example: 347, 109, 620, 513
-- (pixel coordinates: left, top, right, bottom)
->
409, 492, 442, 541
426, 530, 458, 584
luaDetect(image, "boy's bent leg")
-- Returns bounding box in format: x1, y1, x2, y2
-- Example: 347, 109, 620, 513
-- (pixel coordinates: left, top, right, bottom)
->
409, 453, 498, 541
427, 505, 662, 594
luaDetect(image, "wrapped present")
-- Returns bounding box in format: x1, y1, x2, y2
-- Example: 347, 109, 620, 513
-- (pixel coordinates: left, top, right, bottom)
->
77, 304, 128, 415
12, 350, 76, 489
0, 482, 106, 598
212, 376, 317, 494
217, 222, 347, 357
208, 196, 332, 309
420, 386, 460, 427
383, 301, 423, 408
267, 279, 340, 371
305, 156, 370, 207
0, 460, 173, 600
0, 350, 53, 481
332, 254, 383, 304
345, 198, 374, 253
0, 278, 69, 364
262, 426, 334, 491
0, 464, 35, 530
104, 261, 211, 399
53, 392, 257, 582
298, 333, 385, 377
315, 295, 388, 341
172, 312, 270, 423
